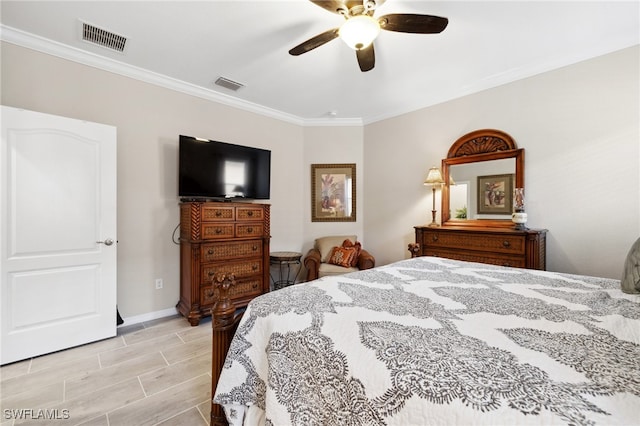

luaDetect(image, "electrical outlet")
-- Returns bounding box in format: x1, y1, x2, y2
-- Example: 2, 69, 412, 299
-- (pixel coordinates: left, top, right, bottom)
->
155, 279, 163, 289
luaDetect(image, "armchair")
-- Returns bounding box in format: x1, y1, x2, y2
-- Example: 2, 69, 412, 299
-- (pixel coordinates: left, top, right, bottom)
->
303, 235, 375, 282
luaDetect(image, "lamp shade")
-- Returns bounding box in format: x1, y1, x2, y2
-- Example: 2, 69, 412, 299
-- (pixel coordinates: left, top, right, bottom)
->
339, 15, 381, 50
424, 167, 445, 186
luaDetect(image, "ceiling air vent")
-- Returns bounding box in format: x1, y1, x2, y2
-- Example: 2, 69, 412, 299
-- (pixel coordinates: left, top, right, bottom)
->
214, 77, 244, 92
81, 22, 127, 53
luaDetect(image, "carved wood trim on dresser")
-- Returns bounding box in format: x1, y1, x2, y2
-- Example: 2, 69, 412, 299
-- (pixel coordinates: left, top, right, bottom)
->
177, 201, 270, 327
447, 128, 517, 158
412, 225, 547, 270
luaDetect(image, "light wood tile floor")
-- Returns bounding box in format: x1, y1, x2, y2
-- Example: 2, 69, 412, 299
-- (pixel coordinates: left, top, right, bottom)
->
0, 315, 212, 426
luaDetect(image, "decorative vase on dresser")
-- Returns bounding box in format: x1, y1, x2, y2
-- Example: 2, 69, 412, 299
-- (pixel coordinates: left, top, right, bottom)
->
177, 201, 270, 326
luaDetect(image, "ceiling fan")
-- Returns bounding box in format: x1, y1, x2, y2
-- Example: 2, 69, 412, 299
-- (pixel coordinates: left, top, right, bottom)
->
289, 0, 448, 72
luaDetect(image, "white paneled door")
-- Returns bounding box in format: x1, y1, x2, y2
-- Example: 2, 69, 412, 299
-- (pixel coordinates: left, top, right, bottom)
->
1, 106, 117, 365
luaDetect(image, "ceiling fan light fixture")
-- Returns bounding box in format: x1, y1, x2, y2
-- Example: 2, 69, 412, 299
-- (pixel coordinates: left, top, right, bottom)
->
339, 15, 380, 50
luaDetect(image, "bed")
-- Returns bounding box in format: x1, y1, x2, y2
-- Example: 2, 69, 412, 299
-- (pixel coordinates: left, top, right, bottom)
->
211, 256, 640, 425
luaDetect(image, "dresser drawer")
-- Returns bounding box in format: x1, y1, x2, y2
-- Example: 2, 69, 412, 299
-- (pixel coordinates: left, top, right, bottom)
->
201, 277, 262, 306
202, 223, 235, 239
201, 222, 265, 239
423, 230, 525, 255
202, 240, 262, 262
236, 207, 264, 221
201, 259, 262, 282
236, 223, 264, 238
201, 205, 235, 221
426, 248, 525, 268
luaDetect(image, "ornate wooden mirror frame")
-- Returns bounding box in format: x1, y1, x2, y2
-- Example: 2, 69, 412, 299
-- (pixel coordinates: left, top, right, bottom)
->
441, 129, 524, 228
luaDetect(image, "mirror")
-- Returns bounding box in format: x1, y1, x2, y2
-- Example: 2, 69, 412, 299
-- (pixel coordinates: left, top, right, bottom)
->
441, 129, 524, 228
448, 158, 515, 220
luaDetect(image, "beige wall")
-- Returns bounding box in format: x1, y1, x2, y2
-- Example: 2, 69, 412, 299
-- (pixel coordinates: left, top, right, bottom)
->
302, 126, 365, 253
364, 45, 640, 279
1, 42, 307, 319
2, 42, 638, 322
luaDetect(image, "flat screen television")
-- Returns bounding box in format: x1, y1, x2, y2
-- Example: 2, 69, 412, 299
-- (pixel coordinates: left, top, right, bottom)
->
179, 135, 271, 200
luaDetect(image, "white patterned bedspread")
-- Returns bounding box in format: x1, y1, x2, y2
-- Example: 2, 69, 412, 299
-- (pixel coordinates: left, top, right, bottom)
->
214, 257, 640, 426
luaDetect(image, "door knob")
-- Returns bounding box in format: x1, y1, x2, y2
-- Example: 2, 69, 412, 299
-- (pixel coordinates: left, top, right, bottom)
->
97, 238, 114, 246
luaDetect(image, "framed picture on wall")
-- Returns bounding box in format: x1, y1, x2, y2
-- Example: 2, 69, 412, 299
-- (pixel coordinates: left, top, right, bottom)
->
311, 163, 356, 222
477, 174, 513, 215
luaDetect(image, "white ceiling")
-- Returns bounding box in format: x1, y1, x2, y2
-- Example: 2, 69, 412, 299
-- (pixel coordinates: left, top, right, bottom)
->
1, 1, 638, 125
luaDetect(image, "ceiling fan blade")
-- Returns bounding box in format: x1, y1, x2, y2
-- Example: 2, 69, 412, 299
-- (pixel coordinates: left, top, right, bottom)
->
289, 28, 340, 56
378, 13, 448, 34
309, 1, 348, 15
356, 44, 375, 72
309, 1, 387, 15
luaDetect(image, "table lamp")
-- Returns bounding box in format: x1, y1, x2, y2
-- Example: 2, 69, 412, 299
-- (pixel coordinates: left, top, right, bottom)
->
424, 167, 445, 227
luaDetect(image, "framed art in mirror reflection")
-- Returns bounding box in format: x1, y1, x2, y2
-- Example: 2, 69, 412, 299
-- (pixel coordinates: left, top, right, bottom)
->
477, 173, 513, 215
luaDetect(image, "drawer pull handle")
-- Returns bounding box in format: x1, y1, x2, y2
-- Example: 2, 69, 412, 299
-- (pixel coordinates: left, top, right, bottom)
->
215, 228, 222, 234
215, 211, 222, 217
247, 211, 254, 217
208, 271, 215, 276
432, 235, 439, 242
252, 265, 258, 271
206, 289, 214, 298
503, 241, 511, 248
208, 249, 214, 255
503, 263, 511, 267
252, 245, 258, 251
252, 283, 258, 289
247, 227, 253, 233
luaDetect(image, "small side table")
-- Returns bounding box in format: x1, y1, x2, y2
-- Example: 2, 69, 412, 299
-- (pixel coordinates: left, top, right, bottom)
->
269, 251, 302, 290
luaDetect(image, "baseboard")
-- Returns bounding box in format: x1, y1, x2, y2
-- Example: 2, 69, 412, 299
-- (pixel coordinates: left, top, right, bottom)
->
118, 307, 178, 327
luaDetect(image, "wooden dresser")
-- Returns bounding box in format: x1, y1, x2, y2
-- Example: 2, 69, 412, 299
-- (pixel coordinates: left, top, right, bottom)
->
177, 201, 270, 326
413, 225, 547, 270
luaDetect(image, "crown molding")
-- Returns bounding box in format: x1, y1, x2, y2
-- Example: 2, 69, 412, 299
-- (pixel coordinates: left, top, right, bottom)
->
1, 24, 364, 127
